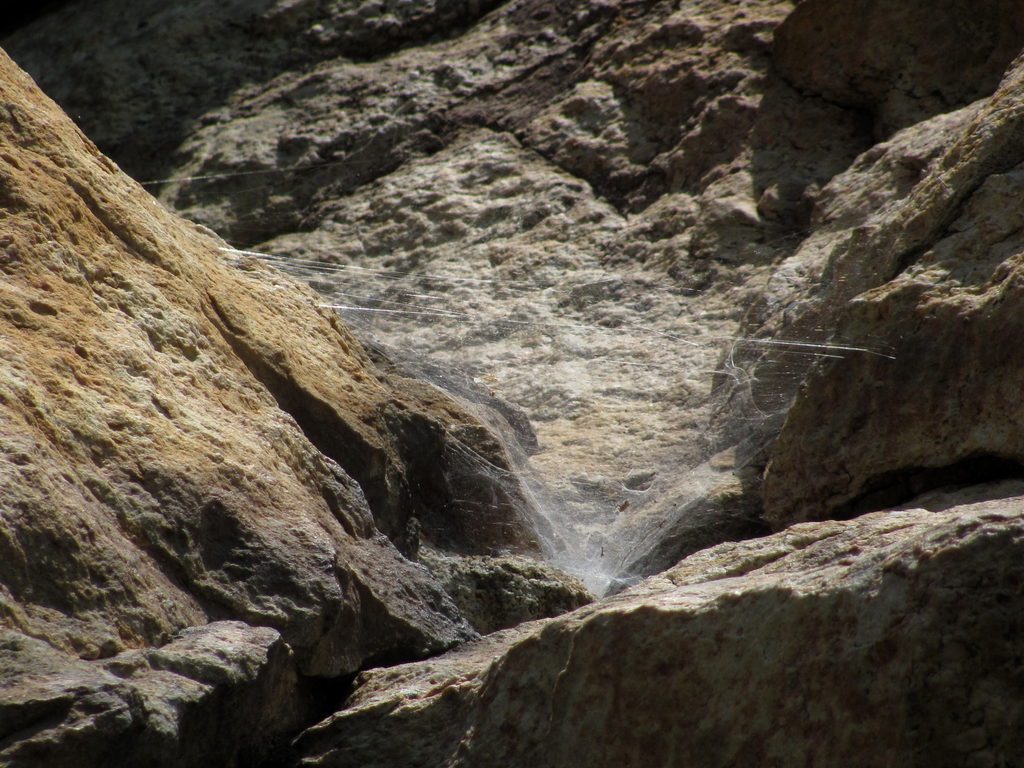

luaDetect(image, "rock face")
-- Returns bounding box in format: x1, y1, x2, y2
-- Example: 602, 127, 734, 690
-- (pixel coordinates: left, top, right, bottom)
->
0, 0, 509, 182
5, 0, 1024, 765
295, 486, 1024, 768
8, 0, 1024, 591
0, 46, 562, 765
8, 0, 875, 586
774, 0, 1024, 137
1, 622, 301, 768
761, 55, 1024, 528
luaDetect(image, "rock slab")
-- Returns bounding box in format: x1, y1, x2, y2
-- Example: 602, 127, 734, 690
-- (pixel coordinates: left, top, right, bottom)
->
0, 622, 299, 768
297, 486, 1024, 768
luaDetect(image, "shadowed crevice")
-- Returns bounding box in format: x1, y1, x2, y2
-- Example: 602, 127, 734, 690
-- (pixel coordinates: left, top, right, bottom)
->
836, 454, 1024, 520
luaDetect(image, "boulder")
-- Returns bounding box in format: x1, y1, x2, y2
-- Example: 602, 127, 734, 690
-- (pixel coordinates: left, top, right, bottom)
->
0, 43, 558, 763
419, 548, 592, 635
762, 55, 1024, 527
0, 622, 301, 768
296, 486, 1024, 768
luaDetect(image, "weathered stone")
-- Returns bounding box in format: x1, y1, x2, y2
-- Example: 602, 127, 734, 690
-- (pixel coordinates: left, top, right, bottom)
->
0, 621, 301, 768
419, 548, 592, 635
0, 47, 505, 683
762, 55, 1024, 528
293, 623, 537, 768
296, 488, 1024, 768
2, 0, 879, 586
774, 0, 1024, 137
2, 2, 1024, 766
0, 0, 507, 182
10, 0, 1024, 592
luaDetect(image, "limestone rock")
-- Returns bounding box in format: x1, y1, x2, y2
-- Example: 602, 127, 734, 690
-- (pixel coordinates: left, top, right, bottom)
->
7, 0, 1024, 612
1, 0, 878, 587
0, 46, 517, 686
0, 622, 301, 768
0, 0, 507, 181
762, 54, 1024, 528
8, 0, 1023, 595
296, 488, 1024, 767
774, 0, 1024, 136
419, 548, 592, 635
2, 3, 1024, 766
293, 623, 537, 768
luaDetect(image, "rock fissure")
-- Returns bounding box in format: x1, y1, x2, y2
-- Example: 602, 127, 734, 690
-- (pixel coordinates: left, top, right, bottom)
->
835, 456, 1024, 522
5, 1, 1024, 765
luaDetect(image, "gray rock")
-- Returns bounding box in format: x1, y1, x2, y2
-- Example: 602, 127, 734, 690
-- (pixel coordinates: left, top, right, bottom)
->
1, 0, 506, 182
419, 548, 592, 635
296, 488, 1024, 768
1, 0, 880, 586
774, 0, 1024, 137
0, 622, 302, 768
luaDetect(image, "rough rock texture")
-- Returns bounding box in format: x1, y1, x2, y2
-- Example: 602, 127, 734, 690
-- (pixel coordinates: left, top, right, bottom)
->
0, 44, 505, 679
6, 3, 1024, 765
8, 0, 1024, 589
774, 0, 1024, 137
760, 55, 1024, 528
419, 548, 592, 635
1, 622, 301, 767
295, 486, 1024, 768
21, 0, 870, 587
1, 0, 508, 182
0, 44, 575, 765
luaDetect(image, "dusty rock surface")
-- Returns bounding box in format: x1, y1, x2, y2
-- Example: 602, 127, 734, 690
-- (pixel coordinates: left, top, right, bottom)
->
419, 547, 592, 635
5, 1, 1024, 765
295, 484, 1024, 768
0, 45, 573, 766
5, 0, 1024, 585
760, 55, 1024, 527
5, 0, 878, 587
1, 622, 301, 767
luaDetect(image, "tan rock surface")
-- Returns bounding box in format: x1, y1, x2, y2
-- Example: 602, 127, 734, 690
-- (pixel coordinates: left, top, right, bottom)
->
297, 485, 1024, 768
0, 46, 540, 764
78, 0, 870, 587
3, 2, 1024, 766
762, 55, 1024, 527
0, 47, 500, 679
11, 0, 1024, 589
